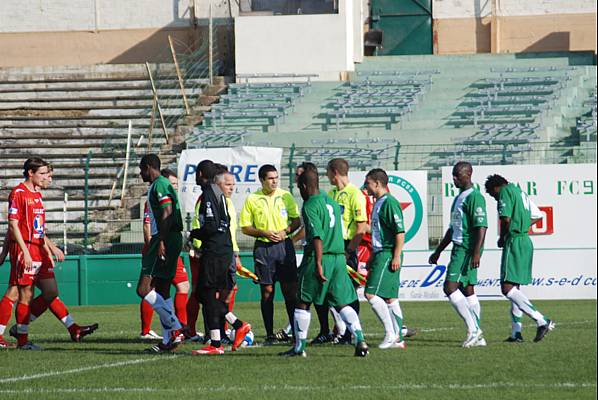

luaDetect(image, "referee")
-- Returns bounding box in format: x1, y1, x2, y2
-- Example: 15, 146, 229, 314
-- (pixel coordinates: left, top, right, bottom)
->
240, 164, 302, 344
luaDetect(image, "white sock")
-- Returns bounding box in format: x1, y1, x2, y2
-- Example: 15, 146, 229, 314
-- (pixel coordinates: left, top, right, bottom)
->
466, 294, 481, 329
368, 295, 394, 338
284, 323, 292, 335
338, 306, 364, 343
210, 329, 221, 342
448, 290, 478, 334
225, 312, 238, 325
506, 287, 547, 326
61, 314, 75, 329
293, 309, 311, 352
330, 307, 346, 336
387, 300, 403, 339
144, 290, 181, 344
0, 324, 5, 335
511, 302, 523, 336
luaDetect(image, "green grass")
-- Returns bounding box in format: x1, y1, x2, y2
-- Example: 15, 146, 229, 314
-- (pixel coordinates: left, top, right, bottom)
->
0, 300, 595, 400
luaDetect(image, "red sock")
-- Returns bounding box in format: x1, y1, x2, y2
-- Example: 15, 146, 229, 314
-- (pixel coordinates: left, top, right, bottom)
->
15, 303, 30, 346
48, 297, 77, 333
30, 295, 49, 319
228, 287, 238, 313
140, 300, 154, 335
0, 296, 15, 331
186, 295, 199, 336
174, 292, 188, 327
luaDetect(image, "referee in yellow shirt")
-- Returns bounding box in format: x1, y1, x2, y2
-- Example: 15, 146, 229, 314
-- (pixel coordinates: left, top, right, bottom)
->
324, 158, 368, 344
240, 164, 302, 344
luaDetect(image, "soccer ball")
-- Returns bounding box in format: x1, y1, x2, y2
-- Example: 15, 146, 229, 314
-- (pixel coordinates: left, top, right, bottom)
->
226, 328, 255, 347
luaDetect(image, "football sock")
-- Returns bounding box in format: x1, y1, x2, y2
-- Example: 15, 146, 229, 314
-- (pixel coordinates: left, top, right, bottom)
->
140, 300, 154, 335
330, 307, 346, 336
338, 306, 364, 343
506, 287, 547, 326
186, 294, 200, 336
144, 290, 181, 344
48, 297, 75, 329
29, 295, 48, 322
293, 308, 310, 353
466, 294, 481, 329
15, 302, 30, 346
260, 298, 274, 337
174, 292, 188, 326
448, 290, 478, 334
228, 287, 238, 313
387, 300, 404, 341
314, 303, 330, 335
210, 329, 221, 348
225, 312, 244, 330
349, 299, 360, 315
0, 296, 15, 336
511, 302, 523, 336
368, 295, 394, 338
285, 299, 296, 338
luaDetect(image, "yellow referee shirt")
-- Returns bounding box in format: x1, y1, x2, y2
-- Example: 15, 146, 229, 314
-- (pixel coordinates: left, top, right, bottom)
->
328, 182, 367, 241
239, 188, 300, 243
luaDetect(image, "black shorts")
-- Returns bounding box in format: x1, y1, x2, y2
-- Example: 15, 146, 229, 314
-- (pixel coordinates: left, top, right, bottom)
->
229, 255, 237, 287
344, 240, 358, 270
253, 239, 297, 286
198, 254, 235, 290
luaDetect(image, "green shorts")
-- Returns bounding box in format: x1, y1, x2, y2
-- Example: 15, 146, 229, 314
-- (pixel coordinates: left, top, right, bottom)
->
501, 234, 533, 285
298, 254, 357, 307
446, 245, 480, 286
365, 250, 402, 299
141, 233, 183, 280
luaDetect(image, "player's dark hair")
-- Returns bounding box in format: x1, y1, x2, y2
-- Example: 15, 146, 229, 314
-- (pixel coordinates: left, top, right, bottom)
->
140, 154, 161, 171
197, 159, 215, 180
297, 161, 318, 174
23, 157, 49, 178
366, 168, 388, 187
453, 161, 472, 175
258, 164, 277, 181
484, 174, 509, 193
160, 168, 177, 179
298, 168, 319, 189
327, 158, 349, 176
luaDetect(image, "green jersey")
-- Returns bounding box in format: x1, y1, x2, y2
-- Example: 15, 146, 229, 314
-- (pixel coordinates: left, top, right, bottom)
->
302, 192, 345, 261
449, 187, 487, 248
371, 193, 405, 252
147, 175, 183, 236
498, 183, 532, 237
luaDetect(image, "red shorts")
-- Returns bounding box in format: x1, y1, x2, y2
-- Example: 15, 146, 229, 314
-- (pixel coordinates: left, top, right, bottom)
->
9, 242, 55, 286
171, 257, 189, 286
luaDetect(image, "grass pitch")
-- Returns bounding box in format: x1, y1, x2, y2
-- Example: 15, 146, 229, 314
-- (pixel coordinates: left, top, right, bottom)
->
0, 300, 595, 400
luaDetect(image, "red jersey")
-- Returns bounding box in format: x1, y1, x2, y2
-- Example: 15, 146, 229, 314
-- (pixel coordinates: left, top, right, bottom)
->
8, 182, 46, 246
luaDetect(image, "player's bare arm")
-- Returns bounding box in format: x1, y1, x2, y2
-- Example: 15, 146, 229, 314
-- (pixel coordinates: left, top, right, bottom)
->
498, 217, 511, 248
347, 221, 367, 254
242, 226, 280, 242
157, 204, 173, 259
143, 219, 151, 246
429, 228, 453, 264
45, 237, 64, 262
0, 230, 8, 265
8, 219, 32, 269
471, 226, 487, 269
314, 238, 326, 283
391, 232, 404, 272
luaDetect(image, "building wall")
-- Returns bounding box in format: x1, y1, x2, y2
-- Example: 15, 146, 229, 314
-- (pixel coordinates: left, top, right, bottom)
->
433, 0, 597, 54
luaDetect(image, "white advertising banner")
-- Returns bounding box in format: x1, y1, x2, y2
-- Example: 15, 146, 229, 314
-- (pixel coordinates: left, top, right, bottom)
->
397, 249, 597, 300
177, 147, 283, 214
441, 164, 597, 250
349, 170, 429, 251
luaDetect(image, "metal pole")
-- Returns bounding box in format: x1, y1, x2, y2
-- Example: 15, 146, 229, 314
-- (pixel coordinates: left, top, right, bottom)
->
209, 0, 214, 85
145, 62, 170, 144
168, 35, 191, 115
121, 120, 133, 207
148, 96, 156, 152
83, 151, 91, 251
63, 192, 68, 256
393, 141, 401, 170
288, 143, 296, 193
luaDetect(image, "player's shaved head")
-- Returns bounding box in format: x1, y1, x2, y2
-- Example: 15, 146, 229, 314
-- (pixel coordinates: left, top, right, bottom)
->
298, 169, 319, 200
140, 154, 161, 171
453, 161, 472, 176
452, 161, 473, 190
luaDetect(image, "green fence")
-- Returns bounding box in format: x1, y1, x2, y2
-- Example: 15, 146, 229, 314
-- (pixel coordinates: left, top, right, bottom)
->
0, 253, 274, 306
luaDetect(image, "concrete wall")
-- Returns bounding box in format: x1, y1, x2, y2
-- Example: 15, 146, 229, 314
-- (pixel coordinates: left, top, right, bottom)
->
235, 0, 355, 80
433, 0, 597, 54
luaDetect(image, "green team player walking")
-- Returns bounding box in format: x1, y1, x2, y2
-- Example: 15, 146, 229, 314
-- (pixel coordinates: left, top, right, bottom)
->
485, 174, 555, 343
280, 168, 369, 357
363, 169, 407, 350
429, 162, 487, 348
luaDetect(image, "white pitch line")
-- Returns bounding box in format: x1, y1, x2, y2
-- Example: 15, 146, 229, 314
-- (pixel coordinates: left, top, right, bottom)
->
0, 356, 175, 384
0, 382, 595, 394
